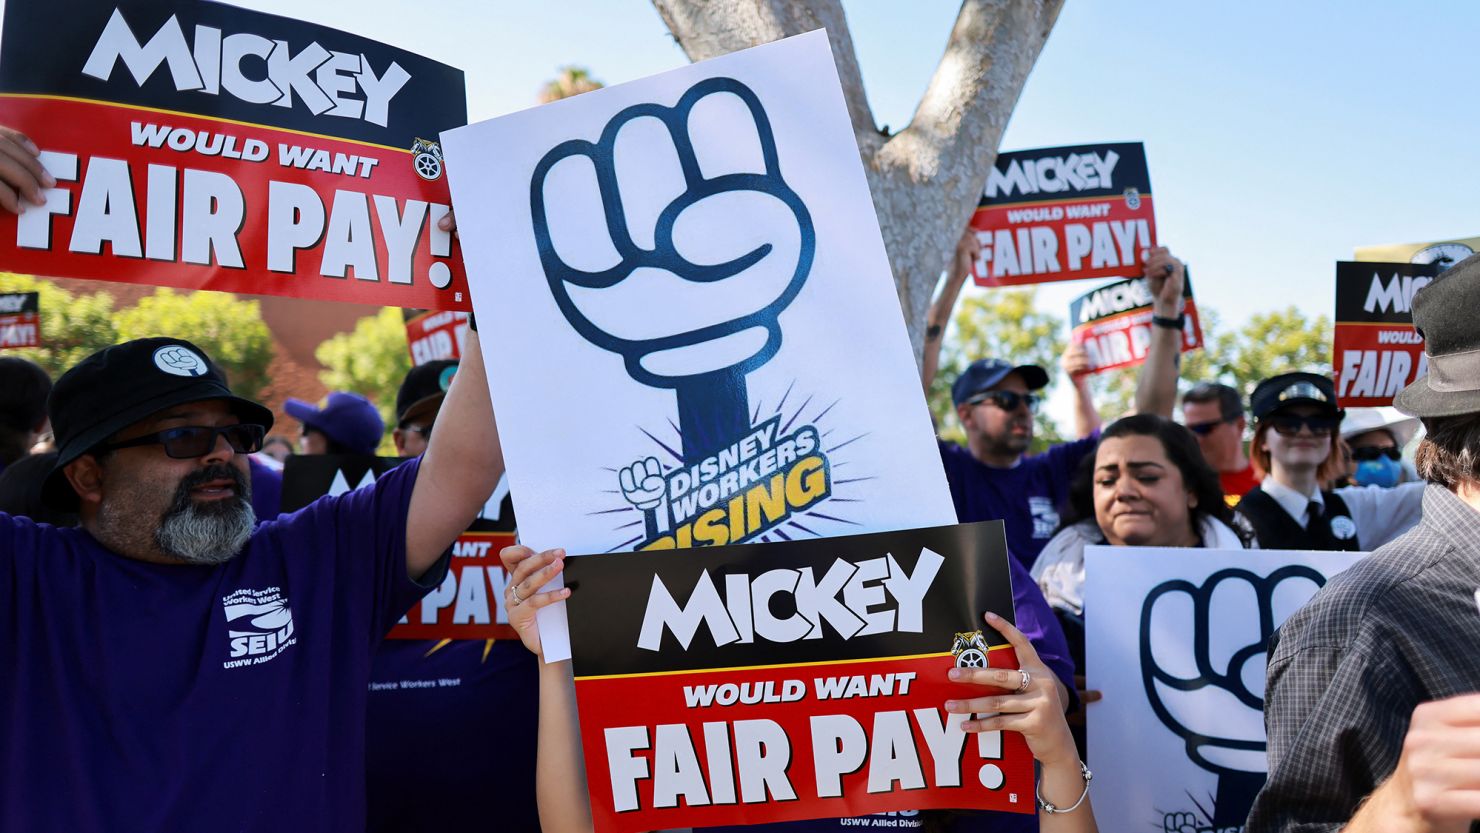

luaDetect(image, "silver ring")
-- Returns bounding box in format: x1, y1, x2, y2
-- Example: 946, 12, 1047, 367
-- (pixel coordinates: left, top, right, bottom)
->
509, 583, 525, 606
1014, 669, 1031, 694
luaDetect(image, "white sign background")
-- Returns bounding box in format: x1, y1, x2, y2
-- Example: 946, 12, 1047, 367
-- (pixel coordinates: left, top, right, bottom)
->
442, 32, 955, 660
1084, 546, 1363, 833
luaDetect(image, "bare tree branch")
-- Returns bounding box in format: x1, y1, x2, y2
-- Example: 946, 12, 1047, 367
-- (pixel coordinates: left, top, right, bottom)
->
651, 0, 1063, 364
653, 0, 879, 151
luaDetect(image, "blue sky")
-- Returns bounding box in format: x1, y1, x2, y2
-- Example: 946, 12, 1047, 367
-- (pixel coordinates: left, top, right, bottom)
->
177, 0, 1477, 335
8, 0, 1473, 337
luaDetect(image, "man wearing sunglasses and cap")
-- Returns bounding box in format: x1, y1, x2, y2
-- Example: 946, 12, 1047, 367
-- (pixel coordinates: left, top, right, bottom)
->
1249, 253, 1480, 832
0, 329, 502, 831
926, 244, 1189, 570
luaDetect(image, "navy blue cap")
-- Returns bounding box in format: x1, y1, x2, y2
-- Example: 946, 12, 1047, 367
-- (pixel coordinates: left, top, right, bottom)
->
1250, 372, 1342, 421
951, 359, 1050, 406
285, 391, 384, 455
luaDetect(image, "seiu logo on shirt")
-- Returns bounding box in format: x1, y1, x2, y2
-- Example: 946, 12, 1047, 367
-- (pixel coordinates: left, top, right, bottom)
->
1029, 496, 1059, 539
222, 587, 297, 669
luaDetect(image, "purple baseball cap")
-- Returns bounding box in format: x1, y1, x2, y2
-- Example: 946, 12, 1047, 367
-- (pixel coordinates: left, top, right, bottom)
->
284, 391, 384, 455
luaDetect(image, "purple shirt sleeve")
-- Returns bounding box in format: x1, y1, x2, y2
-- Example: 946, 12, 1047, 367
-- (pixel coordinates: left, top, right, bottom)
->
1008, 552, 1078, 709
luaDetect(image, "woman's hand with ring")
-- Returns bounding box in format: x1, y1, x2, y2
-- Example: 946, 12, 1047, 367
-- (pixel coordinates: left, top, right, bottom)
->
497, 545, 570, 660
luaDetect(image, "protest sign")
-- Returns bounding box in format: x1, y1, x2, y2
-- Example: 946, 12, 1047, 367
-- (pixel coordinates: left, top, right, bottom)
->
0, 290, 38, 348
1332, 260, 1438, 407
969, 142, 1155, 287
1068, 273, 1201, 374
566, 520, 1031, 832
1355, 235, 1480, 268
442, 31, 956, 661
1084, 546, 1362, 833
280, 454, 517, 641
405, 309, 469, 364
0, 0, 469, 309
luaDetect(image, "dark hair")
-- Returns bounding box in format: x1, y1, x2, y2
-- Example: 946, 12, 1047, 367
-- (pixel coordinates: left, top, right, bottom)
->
1415, 413, 1480, 489
0, 357, 51, 465
1061, 413, 1235, 535
304, 426, 359, 457
1182, 382, 1244, 422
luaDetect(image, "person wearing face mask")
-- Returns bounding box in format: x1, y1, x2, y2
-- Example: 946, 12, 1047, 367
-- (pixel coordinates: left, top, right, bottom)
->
1338, 407, 1420, 488
1234, 374, 1423, 552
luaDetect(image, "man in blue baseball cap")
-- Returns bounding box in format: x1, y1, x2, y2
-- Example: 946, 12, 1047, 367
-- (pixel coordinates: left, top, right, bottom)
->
286, 390, 386, 456
923, 232, 1187, 570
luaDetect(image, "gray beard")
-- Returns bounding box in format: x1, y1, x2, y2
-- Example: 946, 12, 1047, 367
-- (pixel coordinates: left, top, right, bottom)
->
155, 497, 255, 565
152, 464, 255, 565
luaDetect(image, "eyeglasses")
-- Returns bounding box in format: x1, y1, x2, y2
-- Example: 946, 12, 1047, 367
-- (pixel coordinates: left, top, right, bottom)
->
95, 424, 266, 459
1267, 414, 1339, 437
966, 390, 1042, 414
1186, 419, 1232, 436
1351, 446, 1401, 462
400, 422, 433, 440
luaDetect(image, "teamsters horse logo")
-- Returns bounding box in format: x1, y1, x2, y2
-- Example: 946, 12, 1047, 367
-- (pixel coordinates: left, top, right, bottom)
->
529, 76, 839, 551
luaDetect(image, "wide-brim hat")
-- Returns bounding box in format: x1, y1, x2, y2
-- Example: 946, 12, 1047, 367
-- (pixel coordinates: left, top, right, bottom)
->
1341, 406, 1421, 447
1396, 252, 1480, 418
42, 338, 274, 510
950, 358, 1050, 406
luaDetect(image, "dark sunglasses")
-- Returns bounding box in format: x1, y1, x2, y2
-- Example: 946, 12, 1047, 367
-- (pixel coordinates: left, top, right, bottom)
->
1267, 414, 1339, 437
1185, 419, 1233, 436
1351, 446, 1401, 462
967, 390, 1042, 414
95, 424, 266, 459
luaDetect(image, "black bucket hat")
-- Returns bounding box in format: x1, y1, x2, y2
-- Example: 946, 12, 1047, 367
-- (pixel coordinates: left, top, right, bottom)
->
42, 338, 274, 510
1396, 252, 1480, 418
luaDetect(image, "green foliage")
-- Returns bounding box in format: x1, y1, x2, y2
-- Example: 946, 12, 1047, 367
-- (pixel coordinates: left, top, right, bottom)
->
113, 288, 274, 400
315, 307, 411, 443
0, 273, 117, 377
929, 289, 1067, 452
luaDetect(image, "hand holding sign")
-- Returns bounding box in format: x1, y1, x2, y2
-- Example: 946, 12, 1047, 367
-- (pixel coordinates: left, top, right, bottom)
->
499, 544, 571, 660
0, 125, 51, 213
1141, 246, 1185, 316
530, 77, 815, 460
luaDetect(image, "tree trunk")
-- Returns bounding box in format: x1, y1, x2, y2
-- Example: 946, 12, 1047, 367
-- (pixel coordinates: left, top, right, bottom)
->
652, 0, 1063, 365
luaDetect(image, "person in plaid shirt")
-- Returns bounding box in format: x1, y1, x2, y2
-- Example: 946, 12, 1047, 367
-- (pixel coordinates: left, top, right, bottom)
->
1249, 254, 1480, 832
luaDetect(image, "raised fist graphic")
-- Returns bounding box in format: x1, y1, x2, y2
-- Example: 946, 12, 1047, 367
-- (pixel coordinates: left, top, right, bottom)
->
1161, 811, 1208, 833
1140, 565, 1326, 827
530, 76, 815, 461
619, 456, 670, 539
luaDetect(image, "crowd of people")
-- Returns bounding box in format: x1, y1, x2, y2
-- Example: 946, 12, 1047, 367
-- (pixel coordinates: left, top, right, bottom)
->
3, 115, 1480, 833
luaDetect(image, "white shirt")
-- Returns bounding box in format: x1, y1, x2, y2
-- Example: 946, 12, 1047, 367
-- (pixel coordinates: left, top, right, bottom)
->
1258, 476, 1424, 549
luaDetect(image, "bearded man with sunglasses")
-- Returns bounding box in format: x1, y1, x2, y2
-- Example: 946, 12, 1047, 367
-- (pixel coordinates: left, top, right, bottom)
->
0, 334, 502, 832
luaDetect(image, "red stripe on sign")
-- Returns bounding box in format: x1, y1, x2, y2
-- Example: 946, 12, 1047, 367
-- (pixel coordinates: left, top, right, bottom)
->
1070, 299, 1203, 375
970, 195, 1157, 286
573, 652, 1035, 833
0, 311, 40, 348
1333, 322, 1425, 407
0, 96, 469, 310
388, 531, 518, 641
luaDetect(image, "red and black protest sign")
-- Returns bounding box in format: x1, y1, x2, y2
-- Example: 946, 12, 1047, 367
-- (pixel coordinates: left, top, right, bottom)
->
0, 0, 469, 310
970, 142, 1155, 287
1333, 261, 1437, 407
0, 291, 38, 348
1069, 274, 1202, 374
405, 309, 468, 365
280, 454, 517, 640
564, 521, 1032, 832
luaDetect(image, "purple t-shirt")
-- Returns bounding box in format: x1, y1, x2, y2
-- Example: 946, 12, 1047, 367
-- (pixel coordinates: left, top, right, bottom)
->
0, 457, 446, 832
938, 436, 1099, 570
367, 637, 540, 832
